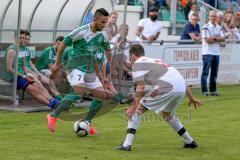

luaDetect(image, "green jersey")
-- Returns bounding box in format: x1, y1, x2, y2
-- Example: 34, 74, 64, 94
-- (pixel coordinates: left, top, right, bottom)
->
36, 46, 56, 70
24, 48, 32, 70
63, 24, 110, 73
3, 44, 29, 81
62, 47, 73, 66
96, 48, 105, 63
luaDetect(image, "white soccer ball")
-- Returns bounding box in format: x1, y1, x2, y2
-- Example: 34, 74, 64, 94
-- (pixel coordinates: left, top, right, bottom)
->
73, 120, 90, 137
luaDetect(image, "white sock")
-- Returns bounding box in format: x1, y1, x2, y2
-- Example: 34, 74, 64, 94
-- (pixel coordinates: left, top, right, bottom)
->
166, 115, 193, 144
181, 131, 193, 144
123, 112, 141, 147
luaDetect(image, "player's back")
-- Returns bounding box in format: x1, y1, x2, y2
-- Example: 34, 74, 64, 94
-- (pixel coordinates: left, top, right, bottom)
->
132, 56, 186, 93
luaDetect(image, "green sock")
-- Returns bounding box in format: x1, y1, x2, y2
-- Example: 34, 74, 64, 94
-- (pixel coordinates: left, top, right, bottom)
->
55, 94, 63, 100
114, 93, 124, 103
85, 99, 103, 123
51, 92, 80, 117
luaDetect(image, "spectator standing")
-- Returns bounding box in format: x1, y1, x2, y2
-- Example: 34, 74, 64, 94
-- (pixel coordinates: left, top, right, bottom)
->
188, 3, 199, 21
216, 11, 224, 26
111, 24, 132, 78
103, 11, 118, 40
201, 10, 225, 96
180, 13, 201, 43
223, 10, 239, 39
136, 6, 162, 43
234, 12, 240, 30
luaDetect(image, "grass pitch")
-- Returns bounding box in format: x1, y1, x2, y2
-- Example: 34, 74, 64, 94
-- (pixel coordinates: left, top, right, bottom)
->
0, 85, 240, 160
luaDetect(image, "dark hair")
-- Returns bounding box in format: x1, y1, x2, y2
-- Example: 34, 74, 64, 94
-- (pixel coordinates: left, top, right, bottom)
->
129, 44, 145, 57
14, 29, 27, 38
25, 30, 31, 37
55, 36, 64, 42
94, 8, 109, 19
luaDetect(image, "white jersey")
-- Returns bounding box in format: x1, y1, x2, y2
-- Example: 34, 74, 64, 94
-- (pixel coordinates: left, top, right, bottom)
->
132, 56, 186, 93
132, 56, 186, 113
202, 22, 225, 55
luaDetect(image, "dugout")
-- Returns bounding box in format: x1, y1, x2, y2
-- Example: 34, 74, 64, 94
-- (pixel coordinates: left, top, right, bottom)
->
0, 0, 113, 110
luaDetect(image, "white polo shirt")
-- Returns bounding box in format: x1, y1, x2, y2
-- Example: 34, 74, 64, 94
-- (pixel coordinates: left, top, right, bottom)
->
202, 22, 225, 55
136, 18, 162, 41
111, 34, 131, 63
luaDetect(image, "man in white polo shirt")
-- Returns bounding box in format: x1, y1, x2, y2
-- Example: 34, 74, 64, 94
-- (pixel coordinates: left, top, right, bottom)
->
135, 6, 162, 43
201, 10, 225, 96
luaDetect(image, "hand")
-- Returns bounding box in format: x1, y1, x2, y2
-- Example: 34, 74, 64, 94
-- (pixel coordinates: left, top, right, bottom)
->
50, 63, 59, 79
194, 37, 201, 42
25, 74, 35, 83
188, 97, 203, 109
147, 37, 154, 43
51, 63, 59, 73
126, 106, 136, 119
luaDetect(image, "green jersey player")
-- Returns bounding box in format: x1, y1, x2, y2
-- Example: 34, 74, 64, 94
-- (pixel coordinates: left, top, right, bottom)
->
47, 8, 122, 133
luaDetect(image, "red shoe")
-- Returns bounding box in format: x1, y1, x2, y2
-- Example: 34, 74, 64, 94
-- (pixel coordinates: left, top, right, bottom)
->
47, 114, 58, 132
89, 124, 98, 135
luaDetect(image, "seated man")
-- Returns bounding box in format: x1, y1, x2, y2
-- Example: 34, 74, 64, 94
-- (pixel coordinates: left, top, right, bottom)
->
36, 36, 64, 78
180, 13, 200, 44
2, 29, 60, 109
24, 32, 63, 100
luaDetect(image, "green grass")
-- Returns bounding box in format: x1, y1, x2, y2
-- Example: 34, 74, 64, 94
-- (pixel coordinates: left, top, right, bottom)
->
0, 85, 240, 160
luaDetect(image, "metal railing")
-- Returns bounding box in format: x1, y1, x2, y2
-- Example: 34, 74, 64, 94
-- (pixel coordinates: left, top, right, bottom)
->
0, 0, 105, 43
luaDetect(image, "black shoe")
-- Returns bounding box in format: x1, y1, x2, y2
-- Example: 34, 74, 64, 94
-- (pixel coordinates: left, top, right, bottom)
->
183, 141, 198, 149
116, 145, 132, 151
210, 93, 220, 96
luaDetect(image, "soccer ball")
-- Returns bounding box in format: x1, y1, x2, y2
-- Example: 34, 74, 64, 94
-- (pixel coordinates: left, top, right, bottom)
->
73, 120, 90, 137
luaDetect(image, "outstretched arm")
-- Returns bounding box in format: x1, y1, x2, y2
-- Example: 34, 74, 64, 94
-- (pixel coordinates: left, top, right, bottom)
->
186, 86, 203, 108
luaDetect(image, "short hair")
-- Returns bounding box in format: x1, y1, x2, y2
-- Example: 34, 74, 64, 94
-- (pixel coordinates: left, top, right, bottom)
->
14, 29, 27, 38
25, 30, 31, 37
55, 36, 64, 42
191, 13, 199, 19
119, 24, 129, 32
93, 8, 109, 19
209, 10, 217, 16
110, 11, 118, 17
129, 44, 145, 57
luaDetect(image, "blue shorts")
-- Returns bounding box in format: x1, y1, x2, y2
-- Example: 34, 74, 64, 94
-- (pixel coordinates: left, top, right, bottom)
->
17, 77, 32, 90
106, 62, 110, 75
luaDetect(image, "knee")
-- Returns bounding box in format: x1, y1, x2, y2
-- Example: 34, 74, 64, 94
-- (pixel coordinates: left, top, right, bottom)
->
26, 84, 39, 95
162, 111, 172, 121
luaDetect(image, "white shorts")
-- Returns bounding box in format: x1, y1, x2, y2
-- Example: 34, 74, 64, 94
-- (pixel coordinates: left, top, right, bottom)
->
140, 90, 185, 114
67, 69, 102, 90
40, 69, 52, 78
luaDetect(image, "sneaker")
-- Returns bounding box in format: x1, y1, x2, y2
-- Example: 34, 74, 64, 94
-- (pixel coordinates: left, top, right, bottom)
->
210, 93, 220, 96
202, 93, 209, 96
183, 140, 198, 149
47, 114, 58, 132
89, 124, 98, 135
115, 145, 132, 151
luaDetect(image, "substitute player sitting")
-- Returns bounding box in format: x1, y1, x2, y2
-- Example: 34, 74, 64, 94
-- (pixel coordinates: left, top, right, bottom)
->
116, 44, 202, 151
3, 30, 60, 109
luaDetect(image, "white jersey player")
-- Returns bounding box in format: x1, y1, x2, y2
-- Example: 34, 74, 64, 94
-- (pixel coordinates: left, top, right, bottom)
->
116, 44, 202, 151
